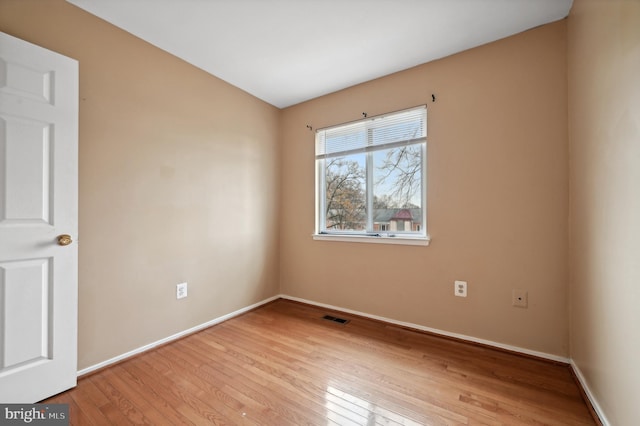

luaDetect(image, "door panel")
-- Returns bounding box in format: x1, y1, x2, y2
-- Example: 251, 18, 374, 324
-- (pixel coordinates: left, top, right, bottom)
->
0, 32, 78, 403
0, 117, 52, 224
0, 258, 52, 369
0, 58, 53, 105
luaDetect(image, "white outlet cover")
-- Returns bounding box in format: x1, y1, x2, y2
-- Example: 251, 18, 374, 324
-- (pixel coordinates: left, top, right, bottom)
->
454, 280, 467, 297
176, 282, 188, 299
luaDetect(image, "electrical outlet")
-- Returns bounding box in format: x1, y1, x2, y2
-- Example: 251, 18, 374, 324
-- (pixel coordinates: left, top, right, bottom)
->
512, 289, 527, 308
454, 280, 467, 297
176, 282, 188, 299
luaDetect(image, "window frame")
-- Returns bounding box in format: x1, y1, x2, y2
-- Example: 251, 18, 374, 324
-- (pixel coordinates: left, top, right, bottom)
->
314, 106, 430, 246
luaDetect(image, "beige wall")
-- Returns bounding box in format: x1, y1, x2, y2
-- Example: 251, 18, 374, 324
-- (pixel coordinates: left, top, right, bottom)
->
280, 22, 569, 357
6, 2, 637, 421
0, 0, 281, 369
568, 0, 640, 424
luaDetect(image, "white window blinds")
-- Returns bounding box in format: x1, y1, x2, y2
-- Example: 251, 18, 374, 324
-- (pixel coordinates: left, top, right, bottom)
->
315, 106, 427, 159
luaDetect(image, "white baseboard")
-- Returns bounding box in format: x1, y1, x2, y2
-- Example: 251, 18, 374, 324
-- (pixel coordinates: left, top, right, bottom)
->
570, 360, 610, 426
280, 294, 571, 364
77, 295, 281, 376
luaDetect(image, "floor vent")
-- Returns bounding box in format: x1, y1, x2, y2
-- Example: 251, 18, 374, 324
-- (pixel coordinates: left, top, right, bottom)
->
322, 315, 350, 324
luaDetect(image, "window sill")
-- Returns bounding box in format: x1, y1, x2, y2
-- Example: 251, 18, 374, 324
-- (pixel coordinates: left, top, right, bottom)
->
312, 233, 430, 246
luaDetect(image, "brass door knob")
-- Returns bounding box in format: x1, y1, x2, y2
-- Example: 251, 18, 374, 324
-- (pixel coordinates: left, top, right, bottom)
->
57, 234, 72, 246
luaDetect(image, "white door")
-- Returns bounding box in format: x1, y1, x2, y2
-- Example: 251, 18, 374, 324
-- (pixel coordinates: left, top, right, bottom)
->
0, 32, 78, 403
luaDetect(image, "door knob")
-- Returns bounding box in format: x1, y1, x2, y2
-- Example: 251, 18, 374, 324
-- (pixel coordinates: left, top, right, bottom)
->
57, 234, 72, 246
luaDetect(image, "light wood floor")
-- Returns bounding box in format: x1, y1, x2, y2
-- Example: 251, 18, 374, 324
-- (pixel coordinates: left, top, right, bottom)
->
45, 299, 596, 425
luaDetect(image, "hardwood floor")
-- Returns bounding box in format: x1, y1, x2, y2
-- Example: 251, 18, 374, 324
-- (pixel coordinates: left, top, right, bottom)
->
44, 299, 596, 425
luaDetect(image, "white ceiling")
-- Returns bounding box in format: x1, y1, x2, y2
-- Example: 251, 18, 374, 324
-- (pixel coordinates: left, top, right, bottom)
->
67, 0, 573, 108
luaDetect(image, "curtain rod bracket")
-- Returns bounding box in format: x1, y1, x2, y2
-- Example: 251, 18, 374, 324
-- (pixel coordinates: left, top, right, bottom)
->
306, 125, 313, 131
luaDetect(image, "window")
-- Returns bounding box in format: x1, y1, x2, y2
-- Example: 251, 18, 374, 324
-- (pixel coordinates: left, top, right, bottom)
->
315, 106, 428, 245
